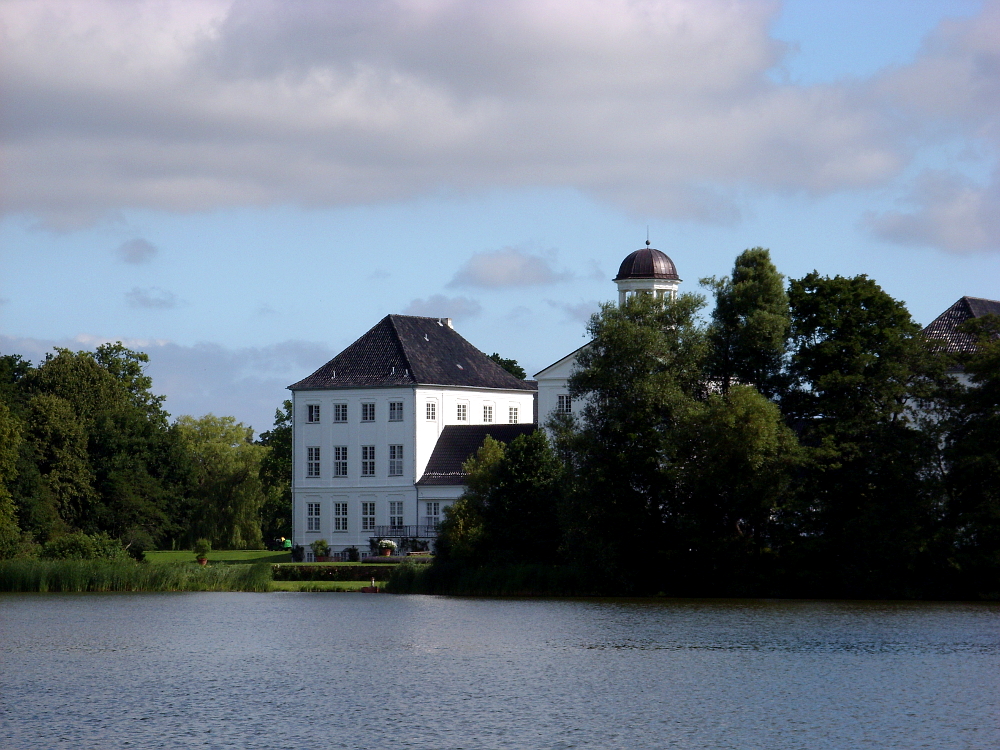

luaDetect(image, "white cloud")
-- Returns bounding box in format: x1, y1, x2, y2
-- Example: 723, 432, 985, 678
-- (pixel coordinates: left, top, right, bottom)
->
0, 0, 997, 252
448, 247, 570, 288
402, 294, 482, 320
864, 170, 1000, 254
126, 286, 178, 309
116, 237, 158, 264
546, 299, 601, 325
0, 333, 333, 432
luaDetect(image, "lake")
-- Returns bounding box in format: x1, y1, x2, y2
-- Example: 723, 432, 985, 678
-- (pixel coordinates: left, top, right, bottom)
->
1, 594, 998, 749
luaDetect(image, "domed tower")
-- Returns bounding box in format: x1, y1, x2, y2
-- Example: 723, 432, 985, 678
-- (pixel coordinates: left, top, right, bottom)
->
614, 240, 681, 305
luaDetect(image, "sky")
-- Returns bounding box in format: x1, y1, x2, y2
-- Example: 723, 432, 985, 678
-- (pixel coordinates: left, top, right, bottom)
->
1, 0, 998, 433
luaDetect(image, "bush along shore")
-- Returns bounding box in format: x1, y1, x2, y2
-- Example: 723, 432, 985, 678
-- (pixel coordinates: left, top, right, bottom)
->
384, 562, 600, 596
0, 559, 273, 593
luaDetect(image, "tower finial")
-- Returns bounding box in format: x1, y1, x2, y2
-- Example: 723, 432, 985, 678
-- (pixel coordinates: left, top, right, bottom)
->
646, 226, 650, 246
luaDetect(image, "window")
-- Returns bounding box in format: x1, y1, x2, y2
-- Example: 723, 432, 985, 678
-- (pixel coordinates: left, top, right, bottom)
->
557, 394, 572, 414
334, 502, 348, 532
307, 404, 320, 423
307, 447, 321, 477
361, 402, 375, 422
334, 403, 347, 422
483, 405, 493, 423
456, 403, 467, 421
426, 402, 436, 420
333, 446, 347, 477
389, 501, 404, 529
389, 401, 403, 421
361, 501, 376, 531
388, 445, 403, 476
509, 406, 519, 424
361, 445, 375, 476
423, 501, 440, 529
307, 502, 321, 532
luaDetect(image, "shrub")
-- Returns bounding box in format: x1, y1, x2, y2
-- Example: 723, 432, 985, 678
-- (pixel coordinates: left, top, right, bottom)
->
40, 532, 129, 561
309, 538, 330, 558
193, 538, 212, 559
290, 544, 305, 562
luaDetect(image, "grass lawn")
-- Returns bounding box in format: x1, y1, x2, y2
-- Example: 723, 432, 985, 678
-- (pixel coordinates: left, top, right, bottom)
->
146, 549, 292, 565
270, 580, 386, 592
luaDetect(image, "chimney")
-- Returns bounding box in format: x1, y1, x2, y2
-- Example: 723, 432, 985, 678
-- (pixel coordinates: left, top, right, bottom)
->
444, 318, 453, 329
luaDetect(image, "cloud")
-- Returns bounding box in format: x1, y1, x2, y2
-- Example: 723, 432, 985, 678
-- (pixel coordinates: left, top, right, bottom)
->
0, 333, 334, 432
125, 286, 178, 309
116, 237, 158, 264
401, 294, 482, 320
546, 299, 601, 324
864, 170, 1000, 254
448, 247, 570, 288
1, 0, 998, 248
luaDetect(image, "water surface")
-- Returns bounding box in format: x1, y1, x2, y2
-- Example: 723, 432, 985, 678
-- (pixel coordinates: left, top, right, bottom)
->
1, 594, 997, 749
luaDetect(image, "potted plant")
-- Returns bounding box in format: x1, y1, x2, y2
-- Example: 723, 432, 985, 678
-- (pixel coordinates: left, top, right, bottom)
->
377, 539, 397, 557
194, 538, 211, 565
310, 538, 331, 562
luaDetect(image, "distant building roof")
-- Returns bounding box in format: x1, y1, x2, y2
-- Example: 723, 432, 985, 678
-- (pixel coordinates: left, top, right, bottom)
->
289, 315, 537, 391
923, 296, 1000, 357
416, 424, 537, 486
614, 244, 680, 281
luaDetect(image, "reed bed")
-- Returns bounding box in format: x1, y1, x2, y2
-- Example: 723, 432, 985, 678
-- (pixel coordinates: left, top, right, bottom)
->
0, 560, 273, 593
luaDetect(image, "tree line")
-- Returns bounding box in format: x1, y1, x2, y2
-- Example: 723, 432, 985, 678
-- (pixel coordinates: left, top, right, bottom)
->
0, 344, 292, 559
436, 249, 1000, 599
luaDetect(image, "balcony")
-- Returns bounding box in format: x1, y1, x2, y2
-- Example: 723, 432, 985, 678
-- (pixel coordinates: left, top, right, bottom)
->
367, 524, 439, 539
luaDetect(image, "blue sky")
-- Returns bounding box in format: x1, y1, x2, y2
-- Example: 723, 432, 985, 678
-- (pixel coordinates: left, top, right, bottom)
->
1, 0, 998, 432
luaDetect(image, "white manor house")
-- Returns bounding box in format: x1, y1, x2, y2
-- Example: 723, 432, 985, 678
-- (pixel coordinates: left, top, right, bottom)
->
288, 242, 681, 558
288, 242, 995, 558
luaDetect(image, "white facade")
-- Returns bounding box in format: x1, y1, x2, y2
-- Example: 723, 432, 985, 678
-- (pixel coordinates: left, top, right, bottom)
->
534, 346, 587, 429
292, 384, 535, 555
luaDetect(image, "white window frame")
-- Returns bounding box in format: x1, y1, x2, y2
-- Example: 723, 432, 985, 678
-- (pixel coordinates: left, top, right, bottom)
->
557, 394, 572, 414
389, 500, 404, 529
334, 502, 348, 532
389, 401, 404, 422
426, 401, 437, 421
307, 404, 321, 423
423, 501, 440, 529
307, 502, 321, 532
483, 405, 493, 423
456, 403, 467, 421
333, 403, 347, 423
333, 446, 348, 477
361, 402, 375, 422
306, 446, 321, 477
361, 445, 375, 476
361, 501, 376, 531
509, 406, 519, 424
388, 445, 403, 476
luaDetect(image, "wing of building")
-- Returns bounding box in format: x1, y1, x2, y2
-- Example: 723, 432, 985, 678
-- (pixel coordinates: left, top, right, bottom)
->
288, 314, 536, 558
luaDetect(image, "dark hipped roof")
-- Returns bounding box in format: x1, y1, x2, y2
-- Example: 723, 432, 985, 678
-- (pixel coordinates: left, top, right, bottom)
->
416, 424, 537, 486
923, 297, 1000, 356
289, 315, 536, 391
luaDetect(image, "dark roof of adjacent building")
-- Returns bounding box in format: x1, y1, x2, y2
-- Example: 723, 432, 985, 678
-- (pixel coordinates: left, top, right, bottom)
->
289, 315, 537, 391
923, 296, 1000, 357
416, 424, 537, 486
614, 243, 680, 281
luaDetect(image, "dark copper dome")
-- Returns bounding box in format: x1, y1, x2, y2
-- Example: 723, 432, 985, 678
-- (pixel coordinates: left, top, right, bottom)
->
614, 244, 679, 281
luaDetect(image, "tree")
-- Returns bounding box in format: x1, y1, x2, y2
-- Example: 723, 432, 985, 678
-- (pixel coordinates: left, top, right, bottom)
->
944, 314, 1000, 594
562, 292, 708, 579
784, 273, 946, 595
0, 399, 23, 558
703, 247, 790, 398
489, 353, 526, 379
173, 414, 269, 549
257, 400, 292, 543
436, 436, 505, 562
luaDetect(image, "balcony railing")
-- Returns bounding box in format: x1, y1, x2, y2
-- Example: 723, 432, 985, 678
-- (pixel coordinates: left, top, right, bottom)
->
367, 524, 439, 539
